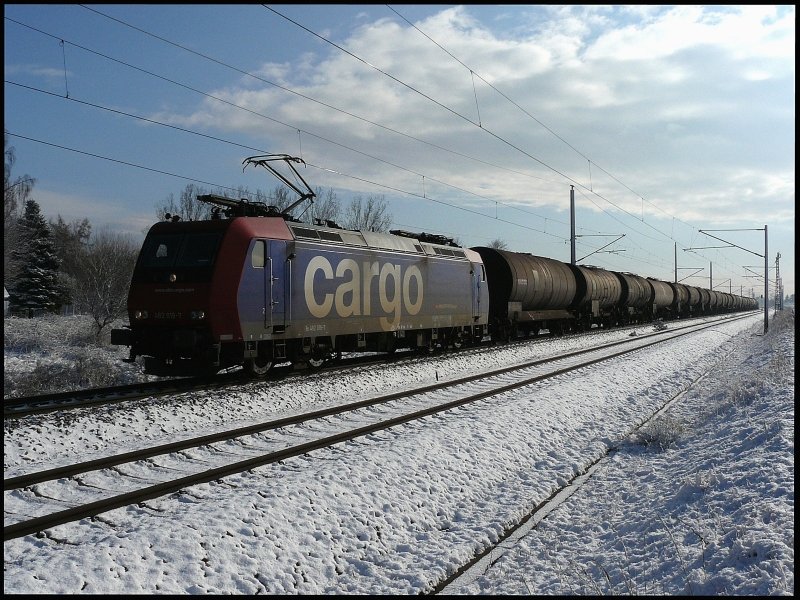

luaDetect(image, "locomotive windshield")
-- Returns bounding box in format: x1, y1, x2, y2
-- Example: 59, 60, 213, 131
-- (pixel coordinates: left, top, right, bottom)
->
133, 232, 223, 283
138, 233, 221, 268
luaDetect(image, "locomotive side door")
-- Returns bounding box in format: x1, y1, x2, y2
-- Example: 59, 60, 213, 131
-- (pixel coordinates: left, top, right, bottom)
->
266, 240, 287, 333
472, 261, 485, 319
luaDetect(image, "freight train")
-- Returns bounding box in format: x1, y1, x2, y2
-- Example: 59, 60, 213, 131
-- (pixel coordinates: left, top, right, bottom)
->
111, 155, 758, 377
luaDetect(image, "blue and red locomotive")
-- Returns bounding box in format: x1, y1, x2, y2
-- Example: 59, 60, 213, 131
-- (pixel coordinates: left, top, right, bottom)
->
112, 155, 758, 376
112, 156, 489, 376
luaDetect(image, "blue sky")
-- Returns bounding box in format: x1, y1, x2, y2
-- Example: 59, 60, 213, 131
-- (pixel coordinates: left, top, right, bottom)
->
4, 4, 795, 297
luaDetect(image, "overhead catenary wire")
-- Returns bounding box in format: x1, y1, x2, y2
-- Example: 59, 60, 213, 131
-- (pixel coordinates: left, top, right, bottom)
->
4, 77, 583, 244
4, 9, 755, 284
385, 4, 708, 236
262, 4, 692, 249
4, 130, 567, 242
7, 14, 619, 235
70, 10, 610, 236
74, 4, 711, 251
66, 9, 562, 190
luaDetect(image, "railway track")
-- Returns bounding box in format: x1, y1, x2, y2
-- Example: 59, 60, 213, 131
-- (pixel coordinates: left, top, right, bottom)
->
3, 313, 740, 420
3, 313, 750, 541
2, 351, 415, 420
433, 353, 727, 594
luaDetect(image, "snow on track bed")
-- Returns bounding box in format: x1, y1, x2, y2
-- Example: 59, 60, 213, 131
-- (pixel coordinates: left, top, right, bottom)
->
4, 312, 793, 594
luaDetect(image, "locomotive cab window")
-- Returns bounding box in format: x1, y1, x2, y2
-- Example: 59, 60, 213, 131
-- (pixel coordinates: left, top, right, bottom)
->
139, 233, 221, 268
139, 235, 184, 267
177, 233, 221, 267
252, 240, 265, 268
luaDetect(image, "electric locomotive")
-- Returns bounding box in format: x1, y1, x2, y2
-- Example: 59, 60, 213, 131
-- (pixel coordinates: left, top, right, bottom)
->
112, 155, 489, 376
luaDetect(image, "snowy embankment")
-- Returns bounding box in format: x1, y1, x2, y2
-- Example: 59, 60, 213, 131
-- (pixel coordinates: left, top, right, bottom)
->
3, 311, 794, 595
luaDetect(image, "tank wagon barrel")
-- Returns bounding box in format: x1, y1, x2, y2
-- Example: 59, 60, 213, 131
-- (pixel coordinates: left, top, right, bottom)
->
567, 264, 623, 329
647, 278, 675, 319
697, 287, 711, 313
613, 272, 653, 309
668, 282, 689, 314
685, 285, 701, 314
612, 271, 654, 323
473, 247, 577, 337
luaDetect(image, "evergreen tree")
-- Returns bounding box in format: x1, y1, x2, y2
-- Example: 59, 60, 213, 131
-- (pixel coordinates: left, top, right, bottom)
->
10, 199, 62, 316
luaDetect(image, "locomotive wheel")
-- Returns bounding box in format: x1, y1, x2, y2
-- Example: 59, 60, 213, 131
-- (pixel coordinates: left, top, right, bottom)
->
306, 346, 330, 369
245, 357, 273, 378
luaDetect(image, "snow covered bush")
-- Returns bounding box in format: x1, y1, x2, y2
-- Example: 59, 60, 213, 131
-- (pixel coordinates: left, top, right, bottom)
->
3, 314, 148, 398
635, 413, 686, 451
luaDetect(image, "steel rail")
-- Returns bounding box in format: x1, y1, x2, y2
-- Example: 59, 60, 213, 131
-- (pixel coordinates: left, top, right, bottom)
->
3, 314, 751, 542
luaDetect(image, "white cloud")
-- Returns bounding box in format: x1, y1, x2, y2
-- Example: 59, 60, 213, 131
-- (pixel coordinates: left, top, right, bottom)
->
130, 4, 793, 291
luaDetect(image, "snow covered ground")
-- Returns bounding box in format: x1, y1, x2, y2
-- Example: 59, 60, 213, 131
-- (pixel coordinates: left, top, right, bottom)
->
3, 310, 794, 594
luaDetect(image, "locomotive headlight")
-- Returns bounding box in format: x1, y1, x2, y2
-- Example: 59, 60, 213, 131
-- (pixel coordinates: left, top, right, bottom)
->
169, 273, 177, 283
190, 310, 206, 320
134, 310, 148, 320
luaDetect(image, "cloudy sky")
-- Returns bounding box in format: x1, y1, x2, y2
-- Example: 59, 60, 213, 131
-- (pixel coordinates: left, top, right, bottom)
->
3, 5, 794, 297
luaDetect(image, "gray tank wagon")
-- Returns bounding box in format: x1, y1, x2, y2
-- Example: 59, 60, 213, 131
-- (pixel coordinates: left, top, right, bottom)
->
612, 271, 654, 323
668, 282, 690, 314
568, 264, 623, 327
647, 278, 676, 318
685, 285, 701, 313
696, 286, 711, 313
473, 247, 578, 336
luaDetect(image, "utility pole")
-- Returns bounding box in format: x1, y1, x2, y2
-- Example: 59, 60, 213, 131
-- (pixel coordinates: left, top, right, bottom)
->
674, 243, 677, 283
570, 186, 576, 265
569, 185, 623, 264
774, 252, 782, 313
765, 225, 768, 331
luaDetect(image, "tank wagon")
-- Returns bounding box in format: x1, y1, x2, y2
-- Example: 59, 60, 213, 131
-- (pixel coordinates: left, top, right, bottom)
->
612, 272, 654, 324
695, 286, 710, 314
472, 248, 577, 338
668, 282, 689, 316
568, 264, 623, 329
646, 278, 676, 319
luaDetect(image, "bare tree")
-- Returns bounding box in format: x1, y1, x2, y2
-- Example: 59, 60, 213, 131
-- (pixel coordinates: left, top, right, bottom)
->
50, 215, 92, 311
304, 186, 341, 226
4, 131, 36, 282
155, 183, 212, 222
489, 238, 508, 250
343, 193, 392, 232
70, 229, 139, 340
